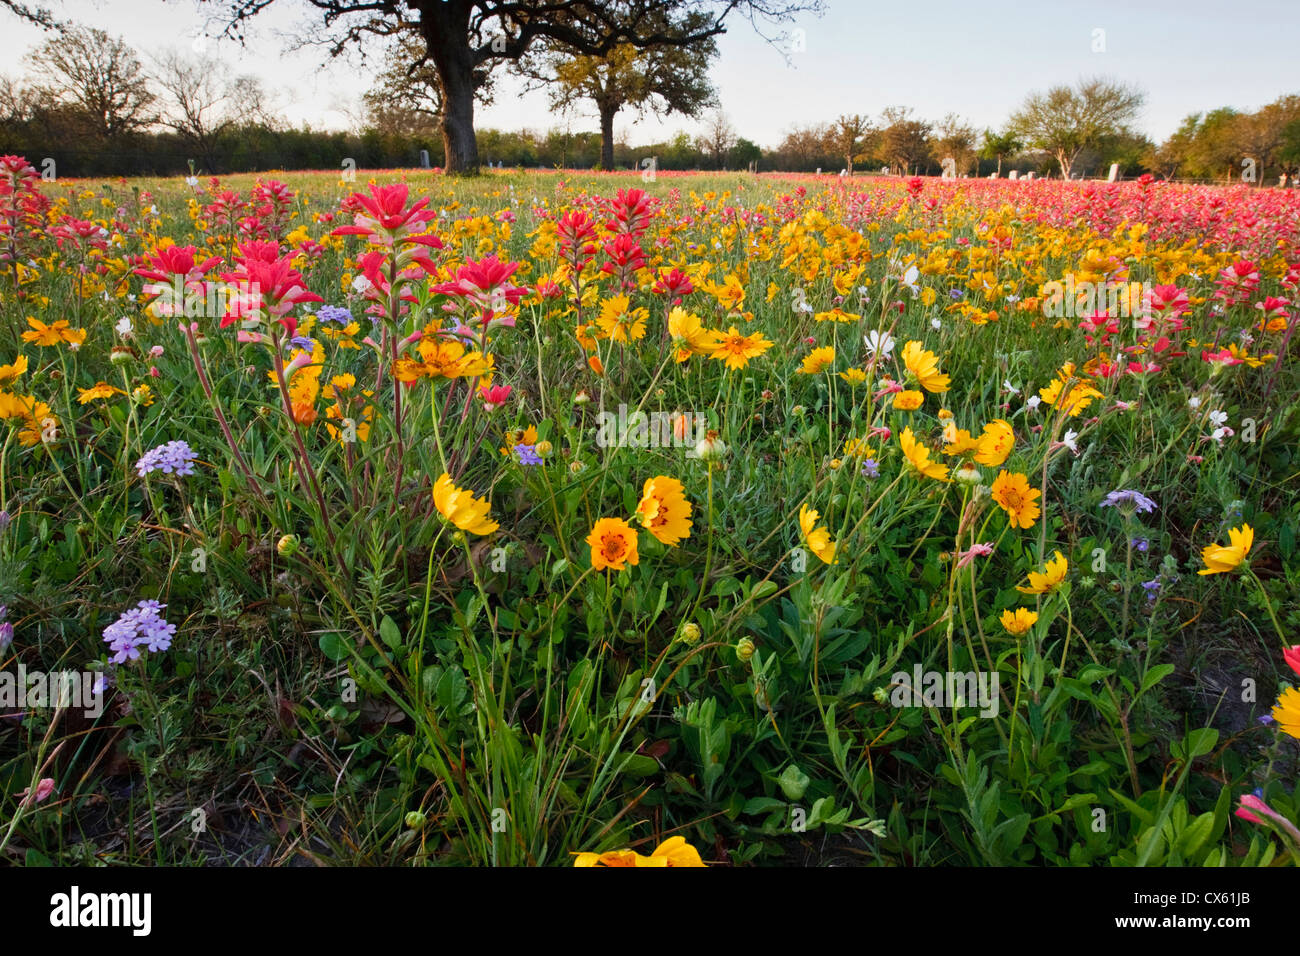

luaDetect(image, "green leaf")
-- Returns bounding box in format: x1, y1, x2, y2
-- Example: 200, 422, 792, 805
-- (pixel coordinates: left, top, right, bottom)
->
379, 616, 403, 650
1139, 663, 1175, 697
318, 631, 349, 661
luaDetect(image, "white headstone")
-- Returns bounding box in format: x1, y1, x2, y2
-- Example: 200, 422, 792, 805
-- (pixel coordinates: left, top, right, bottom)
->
1008, 170, 1019, 181
1107, 163, 1119, 182
1025, 171, 1035, 181
419, 149, 430, 168
816, 167, 821, 175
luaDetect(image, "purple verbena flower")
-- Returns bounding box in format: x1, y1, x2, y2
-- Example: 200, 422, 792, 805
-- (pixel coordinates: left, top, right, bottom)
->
861, 459, 879, 479
1099, 489, 1158, 514
514, 443, 542, 466
1131, 537, 1150, 552
316, 305, 353, 325
0, 621, 12, 653
136, 440, 197, 479
102, 600, 176, 664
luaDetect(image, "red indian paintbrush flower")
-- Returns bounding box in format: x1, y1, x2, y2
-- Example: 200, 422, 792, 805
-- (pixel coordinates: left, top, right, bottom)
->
333, 183, 440, 248
430, 254, 529, 335
606, 187, 655, 237
219, 252, 322, 341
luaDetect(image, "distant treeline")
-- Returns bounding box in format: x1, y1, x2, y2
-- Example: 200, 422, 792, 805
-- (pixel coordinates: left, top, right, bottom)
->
0, 122, 443, 178
0, 121, 1065, 179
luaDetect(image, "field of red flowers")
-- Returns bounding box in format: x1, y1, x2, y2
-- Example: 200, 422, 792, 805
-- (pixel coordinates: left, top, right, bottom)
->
2, 159, 1298, 866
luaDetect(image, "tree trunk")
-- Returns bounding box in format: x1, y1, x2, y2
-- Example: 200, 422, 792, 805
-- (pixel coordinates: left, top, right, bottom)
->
1057, 151, 1073, 180
599, 103, 616, 171
422, 1, 479, 175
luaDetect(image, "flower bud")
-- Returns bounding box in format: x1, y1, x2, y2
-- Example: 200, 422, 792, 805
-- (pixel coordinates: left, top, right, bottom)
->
677, 622, 701, 645
695, 430, 728, 461
109, 346, 133, 365
404, 810, 427, 830
535, 440, 553, 458
954, 464, 982, 485
735, 637, 755, 663
569, 460, 586, 475
0, 621, 12, 653
777, 764, 810, 801
276, 534, 300, 557
572, 389, 591, 406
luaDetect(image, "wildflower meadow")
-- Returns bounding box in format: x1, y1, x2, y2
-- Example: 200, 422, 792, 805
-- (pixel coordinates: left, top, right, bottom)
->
2, 160, 1298, 872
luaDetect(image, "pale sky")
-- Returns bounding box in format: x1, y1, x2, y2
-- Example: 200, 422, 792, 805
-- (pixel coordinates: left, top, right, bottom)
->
4, 0, 1297, 147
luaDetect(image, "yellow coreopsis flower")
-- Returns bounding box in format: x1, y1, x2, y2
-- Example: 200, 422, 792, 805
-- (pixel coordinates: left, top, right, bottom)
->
596, 294, 648, 343
1197, 524, 1254, 575
666, 307, 719, 362
1001, 607, 1038, 635
901, 340, 950, 393
1039, 377, 1102, 417
643, 836, 706, 867
974, 419, 1015, 467
706, 273, 746, 312
900, 427, 949, 481
587, 516, 639, 571
710, 326, 773, 371
991, 470, 1041, 529
843, 437, 875, 459
893, 389, 924, 411
418, 339, 474, 379
572, 836, 706, 867
572, 849, 639, 867
0, 391, 27, 419
839, 367, 868, 386
813, 307, 860, 323
16, 399, 54, 447
635, 475, 693, 546
798, 503, 837, 565
433, 472, 499, 536
942, 422, 979, 456
1017, 551, 1068, 594
0, 354, 29, 386
21, 317, 70, 347
76, 381, 125, 404
799, 346, 835, 375
1272, 687, 1300, 740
